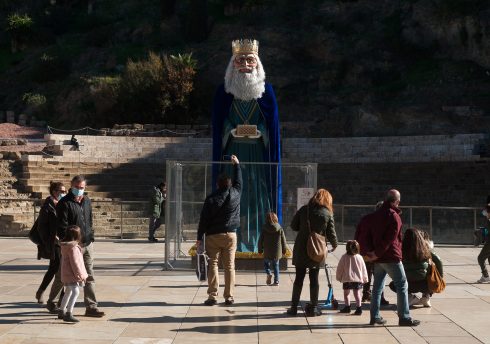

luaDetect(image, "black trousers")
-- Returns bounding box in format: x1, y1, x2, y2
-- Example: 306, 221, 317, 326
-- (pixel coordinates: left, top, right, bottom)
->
39, 246, 60, 291
294, 267, 320, 288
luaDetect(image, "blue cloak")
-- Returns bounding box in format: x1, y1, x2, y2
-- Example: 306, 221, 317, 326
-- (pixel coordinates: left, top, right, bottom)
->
211, 82, 283, 223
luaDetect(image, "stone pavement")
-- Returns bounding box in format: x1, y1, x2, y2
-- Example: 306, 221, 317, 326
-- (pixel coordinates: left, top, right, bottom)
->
0, 238, 489, 344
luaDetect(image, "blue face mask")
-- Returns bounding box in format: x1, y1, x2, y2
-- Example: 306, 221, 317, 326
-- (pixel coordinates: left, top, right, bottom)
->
58, 193, 66, 201
71, 188, 84, 197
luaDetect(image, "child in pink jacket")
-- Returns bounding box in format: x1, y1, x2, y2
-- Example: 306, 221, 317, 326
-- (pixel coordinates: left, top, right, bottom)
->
59, 225, 88, 323
336, 240, 369, 315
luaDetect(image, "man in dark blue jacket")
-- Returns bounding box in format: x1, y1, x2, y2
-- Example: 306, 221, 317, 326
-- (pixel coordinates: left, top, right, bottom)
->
57, 175, 104, 317
197, 155, 241, 306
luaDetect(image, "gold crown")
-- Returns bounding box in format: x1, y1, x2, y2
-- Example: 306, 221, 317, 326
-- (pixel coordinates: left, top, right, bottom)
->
231, 39, 259, 55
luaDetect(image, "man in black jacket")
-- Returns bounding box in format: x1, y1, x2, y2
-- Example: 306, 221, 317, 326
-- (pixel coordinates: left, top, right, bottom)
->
197, 155, 241, 306
56, 175, 104, 317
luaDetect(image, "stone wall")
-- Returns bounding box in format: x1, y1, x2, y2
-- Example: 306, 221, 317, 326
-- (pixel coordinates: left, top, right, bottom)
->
37, 133, 487, 164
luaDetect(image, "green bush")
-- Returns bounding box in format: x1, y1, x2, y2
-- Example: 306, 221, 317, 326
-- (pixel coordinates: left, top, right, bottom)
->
30, 53, 71, 83
22, 92, 46, 107
118, 51, 196, 123
6, 13, 33, 33
5, 13, 34, 52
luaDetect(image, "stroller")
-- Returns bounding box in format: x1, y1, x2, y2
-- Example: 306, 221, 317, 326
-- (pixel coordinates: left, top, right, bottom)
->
321, 263, 339, 310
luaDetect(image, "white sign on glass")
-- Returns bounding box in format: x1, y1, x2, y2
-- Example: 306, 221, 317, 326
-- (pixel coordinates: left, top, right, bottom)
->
297, 188, 315, 210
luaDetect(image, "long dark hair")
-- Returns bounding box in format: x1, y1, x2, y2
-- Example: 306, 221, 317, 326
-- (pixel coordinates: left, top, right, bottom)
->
402, 228, 431, 262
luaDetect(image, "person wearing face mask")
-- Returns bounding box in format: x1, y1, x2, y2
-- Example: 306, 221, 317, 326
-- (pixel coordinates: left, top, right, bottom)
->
35, 181, 66, 310
56, 175, 105, 317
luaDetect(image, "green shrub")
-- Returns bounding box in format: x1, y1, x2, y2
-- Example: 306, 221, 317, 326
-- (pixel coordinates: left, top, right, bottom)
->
22, 92, 46, 107
5, 13, 34, 52
118, 51, 196, 123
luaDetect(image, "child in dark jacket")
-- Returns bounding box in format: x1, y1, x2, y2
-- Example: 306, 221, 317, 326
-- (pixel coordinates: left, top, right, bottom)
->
258, 212, 287, 285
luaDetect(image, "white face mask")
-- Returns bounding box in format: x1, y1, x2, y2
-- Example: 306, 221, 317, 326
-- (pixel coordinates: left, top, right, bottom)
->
483, 210, 489, 218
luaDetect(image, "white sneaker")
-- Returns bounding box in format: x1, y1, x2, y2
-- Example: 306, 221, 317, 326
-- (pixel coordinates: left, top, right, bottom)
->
477, 275, 490, 283
408, 294, 420, 306
419, 296, 431, 308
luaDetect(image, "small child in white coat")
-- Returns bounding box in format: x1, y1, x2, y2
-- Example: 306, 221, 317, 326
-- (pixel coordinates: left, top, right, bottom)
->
336, 240, 369, 315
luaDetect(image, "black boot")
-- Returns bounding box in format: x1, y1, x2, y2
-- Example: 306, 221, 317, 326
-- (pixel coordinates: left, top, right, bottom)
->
287, 283, 302, 316
305, 284, 322, 317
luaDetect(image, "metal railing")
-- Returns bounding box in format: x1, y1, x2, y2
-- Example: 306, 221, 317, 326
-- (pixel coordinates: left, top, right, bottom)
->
335, 204, 484, 244
0, 198, 485, 245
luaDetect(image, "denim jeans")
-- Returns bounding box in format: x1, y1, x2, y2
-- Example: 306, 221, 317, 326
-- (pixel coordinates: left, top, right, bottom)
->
264, 259, 279, 283
370, 262, 410, 321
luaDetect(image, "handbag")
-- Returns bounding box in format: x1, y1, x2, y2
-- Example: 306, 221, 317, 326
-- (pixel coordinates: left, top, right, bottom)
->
306, 205, 327, 263
196, 235, 208, 281
427, 259, 445, 293
28, 219, 42, 245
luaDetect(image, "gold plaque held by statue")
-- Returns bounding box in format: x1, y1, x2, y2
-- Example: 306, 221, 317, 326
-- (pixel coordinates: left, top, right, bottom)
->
231, 124, 261, 139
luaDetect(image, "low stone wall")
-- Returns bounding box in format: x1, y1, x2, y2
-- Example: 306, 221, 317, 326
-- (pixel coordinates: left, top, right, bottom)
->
36, 133, 487, 164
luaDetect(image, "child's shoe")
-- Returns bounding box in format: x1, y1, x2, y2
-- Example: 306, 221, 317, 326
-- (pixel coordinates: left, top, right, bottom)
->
477, 275, 490, 283
339, 305, 351, 313
354, 306, 362, 315
408, 294, 420, 306
57, 309, 64, 320
63, 312, 79, 323
419, 296, 431, 308
266, 274, 272, 285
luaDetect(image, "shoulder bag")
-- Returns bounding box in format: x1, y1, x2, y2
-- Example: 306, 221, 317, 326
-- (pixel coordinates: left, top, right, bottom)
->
306, 205, 327, 263
427, 259, 445, 293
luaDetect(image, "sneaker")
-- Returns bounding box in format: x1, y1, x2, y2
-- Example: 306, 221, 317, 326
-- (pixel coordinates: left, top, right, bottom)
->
286, 306, 297, 316
57, 309, 64, 320
339, 305, 351, 313
224, 298, 234, 305
204, 299, 217, 306
369, 317, 387, 325
35, 289, 44, 304
408, 294, 420, 306
399, 318, 420, 326
354, 306, 362, 315
46, 301, 60, 314
84, 308, 105, 317
419, 296, 431, 308
266, 274, 272, 285
273, 281, 279, 286
63, 312, 79, 323
477, 275, 490, 283
148, 237, 158, 243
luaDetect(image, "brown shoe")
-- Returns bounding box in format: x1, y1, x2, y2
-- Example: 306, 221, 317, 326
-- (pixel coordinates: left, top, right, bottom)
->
85, 308, 105, 317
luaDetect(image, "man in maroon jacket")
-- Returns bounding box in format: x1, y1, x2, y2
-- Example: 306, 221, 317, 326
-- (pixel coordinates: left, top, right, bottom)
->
365, 189, 420, 327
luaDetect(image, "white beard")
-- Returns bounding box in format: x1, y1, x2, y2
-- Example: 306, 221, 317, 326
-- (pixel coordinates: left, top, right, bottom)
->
224, 55, 266, 101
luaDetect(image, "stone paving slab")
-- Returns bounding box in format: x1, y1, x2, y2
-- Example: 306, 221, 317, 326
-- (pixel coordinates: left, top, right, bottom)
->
0, 238, 489, 343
